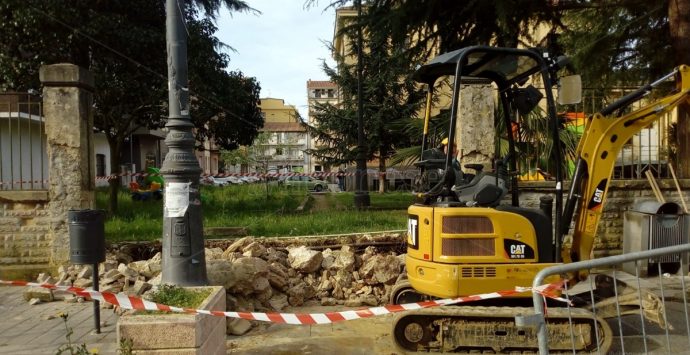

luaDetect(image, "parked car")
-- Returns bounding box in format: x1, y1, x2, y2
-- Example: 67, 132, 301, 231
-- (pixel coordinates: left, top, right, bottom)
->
240, 176, 261, 184
282, 176, 329, 192
202, 176, 228, 186
226, 176, 244, 185
202, 176, 244, 186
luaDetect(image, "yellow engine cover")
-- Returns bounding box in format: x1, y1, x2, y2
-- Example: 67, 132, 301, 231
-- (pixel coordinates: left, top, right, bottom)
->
406, 204, 558, 298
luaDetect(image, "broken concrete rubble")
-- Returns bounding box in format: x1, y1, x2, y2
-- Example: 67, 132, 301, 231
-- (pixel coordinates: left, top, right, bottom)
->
360, 254, 401, 285
28, 232, 407, 336
287, 246, 323, 273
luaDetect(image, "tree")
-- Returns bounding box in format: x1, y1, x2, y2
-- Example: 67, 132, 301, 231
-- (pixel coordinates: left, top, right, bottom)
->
0, 0, 262, 212
308, 1, 571, 187
305, 3, 424, 193
669, 0, 690, 176
556, 0, 690, 176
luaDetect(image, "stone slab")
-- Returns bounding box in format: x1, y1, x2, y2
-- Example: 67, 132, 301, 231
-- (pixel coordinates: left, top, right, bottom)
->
39, 63, 94, 89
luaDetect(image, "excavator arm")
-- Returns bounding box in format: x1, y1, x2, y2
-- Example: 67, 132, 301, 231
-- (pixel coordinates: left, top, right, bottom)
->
561, 65, 690, 271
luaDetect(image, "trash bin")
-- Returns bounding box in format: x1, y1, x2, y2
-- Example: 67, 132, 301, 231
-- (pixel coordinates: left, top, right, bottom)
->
623, 201, 689, 276
68, 209, 106, 265
67, 209, 105, 334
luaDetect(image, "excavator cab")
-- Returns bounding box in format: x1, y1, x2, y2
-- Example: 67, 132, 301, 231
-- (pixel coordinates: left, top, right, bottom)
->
403, 46, 571, 298
412, 46, 571, 208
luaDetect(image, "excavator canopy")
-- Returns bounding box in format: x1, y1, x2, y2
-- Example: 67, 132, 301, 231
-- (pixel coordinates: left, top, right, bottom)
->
412, 46, 545, 88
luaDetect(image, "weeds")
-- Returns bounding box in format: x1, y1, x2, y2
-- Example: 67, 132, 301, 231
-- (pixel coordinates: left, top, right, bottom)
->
54, 313, 96, 355
147, 284, 212, 309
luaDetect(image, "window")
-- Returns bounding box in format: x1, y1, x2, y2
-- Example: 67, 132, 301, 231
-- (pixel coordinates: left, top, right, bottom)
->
276, 148, 283, 155
327, 89, 335, 98
315, 165, 322, 172
96, 154, 106, 177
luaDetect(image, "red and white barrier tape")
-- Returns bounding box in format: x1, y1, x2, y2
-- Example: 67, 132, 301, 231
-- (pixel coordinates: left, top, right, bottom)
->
94, 171, 357, 181
0, 172, 357, 184
0, 279, 566, 324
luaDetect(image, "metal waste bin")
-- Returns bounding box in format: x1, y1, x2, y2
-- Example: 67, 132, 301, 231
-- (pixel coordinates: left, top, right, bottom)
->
68, 209, 106, 264
623, 201, 689, 276
67, 208, 105, 334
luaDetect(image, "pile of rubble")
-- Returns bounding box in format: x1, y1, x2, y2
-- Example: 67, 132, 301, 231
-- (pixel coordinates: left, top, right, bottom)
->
24, 233, 407, 335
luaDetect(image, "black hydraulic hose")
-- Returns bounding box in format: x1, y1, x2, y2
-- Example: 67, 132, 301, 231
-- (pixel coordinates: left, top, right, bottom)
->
561, 158, 587, 236
600, 69, 677, 116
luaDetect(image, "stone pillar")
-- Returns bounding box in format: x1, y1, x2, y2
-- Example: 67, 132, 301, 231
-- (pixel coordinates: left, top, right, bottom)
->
455, 84, 495, 173
39, 64, 96, 265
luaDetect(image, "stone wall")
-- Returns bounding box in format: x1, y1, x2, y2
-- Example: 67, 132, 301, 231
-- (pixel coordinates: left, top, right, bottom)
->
456, 83, 495, 172
0, 64, 95, 277
0, 191, 51, 272
518, 179, 690, 257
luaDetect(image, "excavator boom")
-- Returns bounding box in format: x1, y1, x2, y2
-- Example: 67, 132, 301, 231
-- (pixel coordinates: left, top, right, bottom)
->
562, 65, 690, 268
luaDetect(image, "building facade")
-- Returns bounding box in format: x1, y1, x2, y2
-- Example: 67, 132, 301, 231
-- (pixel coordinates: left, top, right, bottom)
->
306, 80, 339, 173
222, 98, 309, 175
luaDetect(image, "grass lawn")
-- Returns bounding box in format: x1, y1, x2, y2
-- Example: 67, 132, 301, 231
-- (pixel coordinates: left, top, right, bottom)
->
97, 184, 412, 242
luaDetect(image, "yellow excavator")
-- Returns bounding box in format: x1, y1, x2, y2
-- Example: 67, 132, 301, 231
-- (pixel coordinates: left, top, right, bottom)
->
392, 45, 690, 353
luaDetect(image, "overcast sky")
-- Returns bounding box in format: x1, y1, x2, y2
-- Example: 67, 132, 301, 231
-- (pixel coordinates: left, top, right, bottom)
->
216, 1, 338, 120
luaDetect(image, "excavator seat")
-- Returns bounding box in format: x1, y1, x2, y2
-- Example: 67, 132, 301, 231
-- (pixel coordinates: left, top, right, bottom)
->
453, 172, 507, 207
496, 205, 554, 263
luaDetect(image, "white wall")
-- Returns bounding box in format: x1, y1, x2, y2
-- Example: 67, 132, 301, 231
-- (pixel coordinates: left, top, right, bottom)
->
93, 133, 111, 188
0, 115, 48, 190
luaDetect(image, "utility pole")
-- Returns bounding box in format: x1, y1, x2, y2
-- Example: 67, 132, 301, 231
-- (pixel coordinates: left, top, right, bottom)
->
353, 0, 370, 208
161, 0, 208, 286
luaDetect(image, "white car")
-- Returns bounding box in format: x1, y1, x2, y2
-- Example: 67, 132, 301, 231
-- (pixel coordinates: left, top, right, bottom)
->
240, 176, 260, 183
226, 176, 244, 184
202, 176, 229, 186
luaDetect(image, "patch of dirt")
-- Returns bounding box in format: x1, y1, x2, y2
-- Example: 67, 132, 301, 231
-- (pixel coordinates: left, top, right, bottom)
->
227, 303, 401, 355
310, 193, 331, 211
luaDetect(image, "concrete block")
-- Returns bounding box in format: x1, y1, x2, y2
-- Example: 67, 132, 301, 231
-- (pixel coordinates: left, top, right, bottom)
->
117, 286, 225, 353
39, 63, 95, 89
227, 318, 252, 335
23, 286, 53, 302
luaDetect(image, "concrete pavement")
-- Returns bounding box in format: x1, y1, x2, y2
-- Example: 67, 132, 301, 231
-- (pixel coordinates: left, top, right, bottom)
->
0, 285, 119, 355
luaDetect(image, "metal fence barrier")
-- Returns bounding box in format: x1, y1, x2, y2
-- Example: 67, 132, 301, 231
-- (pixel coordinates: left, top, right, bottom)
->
529, 243, 690, 354
0, 93, 47, 190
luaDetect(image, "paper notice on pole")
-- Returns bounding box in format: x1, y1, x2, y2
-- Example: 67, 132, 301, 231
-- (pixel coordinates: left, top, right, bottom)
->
165, 182, 190, 217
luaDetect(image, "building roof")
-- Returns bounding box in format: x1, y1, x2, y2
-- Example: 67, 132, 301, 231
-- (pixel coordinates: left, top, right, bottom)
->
261, 122, 306, 133
307, 80, 337, 89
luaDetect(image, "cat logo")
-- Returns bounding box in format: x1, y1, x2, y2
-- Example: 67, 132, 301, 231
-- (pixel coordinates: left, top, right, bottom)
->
593, 188, 604, 203
504, 240, 534, 259
510, 244, 525, 256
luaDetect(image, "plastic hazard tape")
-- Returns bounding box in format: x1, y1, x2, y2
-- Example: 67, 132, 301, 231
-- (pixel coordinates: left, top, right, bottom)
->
1, 171, 371, 184
0, 279, 565, 324
93, 171, 357, 181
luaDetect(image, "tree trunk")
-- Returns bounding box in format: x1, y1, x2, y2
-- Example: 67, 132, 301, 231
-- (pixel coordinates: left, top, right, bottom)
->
670, 0, 690, 177
378, 156, 386, 193
107, 137, 122, 213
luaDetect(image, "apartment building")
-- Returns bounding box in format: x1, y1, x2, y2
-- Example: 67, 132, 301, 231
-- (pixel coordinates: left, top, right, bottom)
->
255, 98, 308, 174
306, 80, 339, 173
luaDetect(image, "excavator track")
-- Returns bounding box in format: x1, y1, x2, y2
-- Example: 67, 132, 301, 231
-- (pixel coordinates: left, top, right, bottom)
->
392, 306, 613, 353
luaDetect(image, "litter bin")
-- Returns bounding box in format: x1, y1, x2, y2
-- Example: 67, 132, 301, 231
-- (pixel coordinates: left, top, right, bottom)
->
68, 209, 106, 264
68, 209, 105, 334
623, 201, 689, 276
